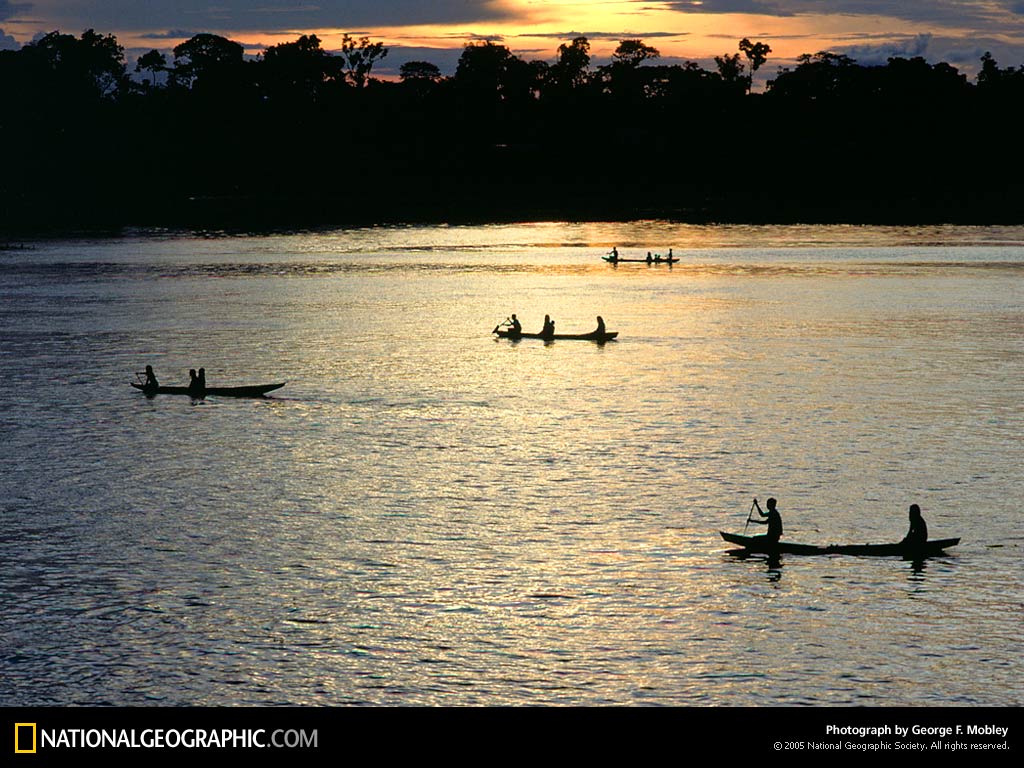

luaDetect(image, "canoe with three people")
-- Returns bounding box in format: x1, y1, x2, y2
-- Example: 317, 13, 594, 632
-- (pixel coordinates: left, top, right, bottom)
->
603, 246, 678, 264
132, 365, 285, 398
493, 314, 618, 342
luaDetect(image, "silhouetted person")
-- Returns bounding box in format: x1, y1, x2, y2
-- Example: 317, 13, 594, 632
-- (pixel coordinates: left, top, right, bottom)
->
668, 248, 674, 259
142, 365, 159, 393
608, 247, 619, 261
646, 251, 653, 263
751, 497, 783, 544
901, 504, 928, 547
541, 314, 555, 339
595, 316, 606, 335
198, 367, 206, 390
510, 314, 522, 334
188, 368, 202, 397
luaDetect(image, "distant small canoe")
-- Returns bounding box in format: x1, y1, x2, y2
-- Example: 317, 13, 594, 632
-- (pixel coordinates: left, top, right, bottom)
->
603, 256, 678, 264
131, 382, 285, 397
720, 531, 960, 558
493, 328, 618, 342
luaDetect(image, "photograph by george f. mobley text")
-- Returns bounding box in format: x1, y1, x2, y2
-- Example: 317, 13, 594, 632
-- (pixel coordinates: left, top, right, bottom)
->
2, 0, 1022, 761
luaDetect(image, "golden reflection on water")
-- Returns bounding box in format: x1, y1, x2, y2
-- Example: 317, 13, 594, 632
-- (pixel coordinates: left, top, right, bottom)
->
2, 224, 1022, 705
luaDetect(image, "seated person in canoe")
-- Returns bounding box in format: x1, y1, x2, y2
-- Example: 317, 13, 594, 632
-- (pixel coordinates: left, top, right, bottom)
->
493, 314, 523, 335
139, 365, 159, 393
900, 504, 927, 547
541, 314, 555, 339
749, 497, 783, 544
188, 368, 204, 397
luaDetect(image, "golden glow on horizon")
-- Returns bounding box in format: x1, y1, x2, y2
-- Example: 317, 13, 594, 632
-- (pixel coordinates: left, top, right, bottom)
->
11, 0, 1010, 71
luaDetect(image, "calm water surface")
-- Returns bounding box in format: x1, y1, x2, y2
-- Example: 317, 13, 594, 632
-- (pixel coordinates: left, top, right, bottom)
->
1, 223, 1022, 706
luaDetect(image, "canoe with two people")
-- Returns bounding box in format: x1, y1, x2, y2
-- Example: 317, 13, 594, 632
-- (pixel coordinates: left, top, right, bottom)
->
188, 368, 206, 397
721, 498, 959, 558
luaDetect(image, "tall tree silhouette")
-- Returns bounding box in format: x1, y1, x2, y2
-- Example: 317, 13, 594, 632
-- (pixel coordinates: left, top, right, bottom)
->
601, 39, 660, 102
739, 38, 771, 93
612, 39, 660, 68
260, 34, 342, 103
172, 33, 244, 93
339, 34, 388, 88
135, 49, 167, 89
455, 41, 518, 95
25, 29, 126, 101
547, 36, 590, 93
400, 61, 443, 83
714, 52, 745, 93
766, 51, 857, 99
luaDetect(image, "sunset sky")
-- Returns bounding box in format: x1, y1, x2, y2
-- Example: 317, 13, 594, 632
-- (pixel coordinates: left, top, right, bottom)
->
4, 0, 1024, 80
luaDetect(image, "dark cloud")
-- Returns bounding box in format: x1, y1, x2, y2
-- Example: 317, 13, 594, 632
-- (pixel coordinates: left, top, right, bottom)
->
20, 1, 512, 33
941, 45, 987, 64
661, 0, 1019, 31
139, 29, 200, 40
519, 31, 689, 40
837, 32, 932, 65
660, 0, 794, 15
1, 1, 30, 22
928, 37, 1024, 69
0, 26, 18, 49
377, 43, 705, 78
705, 31, 815, 39
826, 33, 1024, 76
379, 45, 469, 76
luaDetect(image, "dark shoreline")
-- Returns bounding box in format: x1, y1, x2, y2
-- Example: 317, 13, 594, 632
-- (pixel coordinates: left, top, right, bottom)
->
4, 190, 1024, 240
5, 30, 1024, 239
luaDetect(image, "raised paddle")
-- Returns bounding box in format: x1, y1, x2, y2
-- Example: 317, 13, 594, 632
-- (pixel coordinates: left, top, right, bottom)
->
742, 498, 757, 535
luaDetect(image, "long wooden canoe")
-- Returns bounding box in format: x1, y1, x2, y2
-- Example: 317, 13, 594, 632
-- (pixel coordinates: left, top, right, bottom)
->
720, 531, 960, 557
131, 382, 285, 397
493, 328, 618, 342
603, 256, 678, 264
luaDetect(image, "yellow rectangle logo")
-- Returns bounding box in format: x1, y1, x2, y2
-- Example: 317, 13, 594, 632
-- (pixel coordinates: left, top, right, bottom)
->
14, 723, 37, 754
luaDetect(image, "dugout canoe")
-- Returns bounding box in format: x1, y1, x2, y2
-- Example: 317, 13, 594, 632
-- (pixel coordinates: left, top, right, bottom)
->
720, 531, 960, 557
131, 382, 285, 397
602, 256, 678, 264
493, 328, 618, 342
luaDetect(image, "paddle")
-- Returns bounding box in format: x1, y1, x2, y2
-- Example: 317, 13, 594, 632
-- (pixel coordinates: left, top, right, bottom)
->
742, 498, 757, 535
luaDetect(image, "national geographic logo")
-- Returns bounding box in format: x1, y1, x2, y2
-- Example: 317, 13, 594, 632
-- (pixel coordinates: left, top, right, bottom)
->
11, 723, 317, 752
15, 723, 37, 754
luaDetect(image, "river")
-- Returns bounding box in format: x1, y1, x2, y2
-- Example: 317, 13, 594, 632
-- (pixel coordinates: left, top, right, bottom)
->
1, 222, 1021, 705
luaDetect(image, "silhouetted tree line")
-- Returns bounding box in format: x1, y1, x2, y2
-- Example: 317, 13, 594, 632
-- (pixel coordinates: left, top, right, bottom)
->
2, 30, 1023, 230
